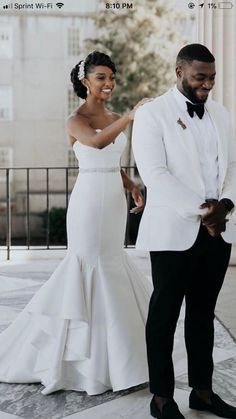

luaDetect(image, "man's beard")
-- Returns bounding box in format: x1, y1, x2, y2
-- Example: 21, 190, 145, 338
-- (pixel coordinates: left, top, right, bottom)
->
182, 78, 208, 104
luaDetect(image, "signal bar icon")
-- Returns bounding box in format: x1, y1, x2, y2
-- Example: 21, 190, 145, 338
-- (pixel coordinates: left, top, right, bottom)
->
2, 3, 13, 9
199, 3, 205, 7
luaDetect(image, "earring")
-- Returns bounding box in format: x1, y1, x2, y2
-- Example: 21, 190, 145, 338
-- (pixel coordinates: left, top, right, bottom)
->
86, 87, 90, 96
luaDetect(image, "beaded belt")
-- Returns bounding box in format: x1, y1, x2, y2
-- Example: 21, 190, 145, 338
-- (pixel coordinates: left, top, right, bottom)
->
79, 167, 120, 173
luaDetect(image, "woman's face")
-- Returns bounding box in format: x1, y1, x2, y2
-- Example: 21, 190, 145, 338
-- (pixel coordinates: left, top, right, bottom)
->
85, 65, 116, 100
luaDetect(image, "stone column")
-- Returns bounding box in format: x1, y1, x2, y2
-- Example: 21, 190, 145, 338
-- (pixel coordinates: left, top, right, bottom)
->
197, 3, 236, 130
198, 4, 236, 264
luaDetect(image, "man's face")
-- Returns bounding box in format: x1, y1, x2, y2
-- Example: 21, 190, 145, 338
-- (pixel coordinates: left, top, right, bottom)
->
176, 60, 216, 103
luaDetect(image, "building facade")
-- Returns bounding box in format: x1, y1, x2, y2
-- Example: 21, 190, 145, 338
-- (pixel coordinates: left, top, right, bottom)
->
0, 0, 235, 242
0, 0, 98, 238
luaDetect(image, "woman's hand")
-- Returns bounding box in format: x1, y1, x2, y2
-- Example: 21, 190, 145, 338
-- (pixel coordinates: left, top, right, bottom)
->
130, 185, 145, 214
128, 98, 154, 121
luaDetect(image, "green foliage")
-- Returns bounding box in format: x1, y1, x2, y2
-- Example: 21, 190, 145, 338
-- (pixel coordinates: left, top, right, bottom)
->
86, 0, 188, 113
42, 207, 66, 245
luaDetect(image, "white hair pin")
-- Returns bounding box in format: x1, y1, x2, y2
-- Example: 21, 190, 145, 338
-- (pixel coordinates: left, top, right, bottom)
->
78, 61, 85, 80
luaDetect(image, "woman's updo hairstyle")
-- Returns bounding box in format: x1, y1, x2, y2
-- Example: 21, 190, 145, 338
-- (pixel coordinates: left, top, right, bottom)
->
70, 51, 116, 99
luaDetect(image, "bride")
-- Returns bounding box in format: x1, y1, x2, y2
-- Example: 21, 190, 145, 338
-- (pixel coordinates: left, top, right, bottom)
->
0, 51, 152, 396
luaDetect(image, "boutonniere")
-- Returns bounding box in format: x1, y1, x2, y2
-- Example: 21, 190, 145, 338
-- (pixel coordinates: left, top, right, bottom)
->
177, 118, 187, 130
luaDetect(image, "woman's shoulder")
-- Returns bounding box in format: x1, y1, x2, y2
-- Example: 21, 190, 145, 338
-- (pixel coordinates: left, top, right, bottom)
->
66, 106, 93, 147
67, 106, 90, 129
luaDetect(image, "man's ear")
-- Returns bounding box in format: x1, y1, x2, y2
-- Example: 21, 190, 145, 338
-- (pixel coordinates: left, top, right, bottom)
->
176, 65, 183, 79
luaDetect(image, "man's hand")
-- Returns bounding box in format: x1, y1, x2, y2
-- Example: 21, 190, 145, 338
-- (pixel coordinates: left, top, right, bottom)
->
203, 220, 228, 237
200, 201, 228, 237
130, 185, 145, 214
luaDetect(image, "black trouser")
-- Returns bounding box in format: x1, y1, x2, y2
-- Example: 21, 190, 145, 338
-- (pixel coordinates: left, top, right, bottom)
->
147, 224, 231, 397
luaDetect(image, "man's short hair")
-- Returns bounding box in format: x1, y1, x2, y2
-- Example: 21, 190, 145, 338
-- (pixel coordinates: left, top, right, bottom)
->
176, 44, 215, 66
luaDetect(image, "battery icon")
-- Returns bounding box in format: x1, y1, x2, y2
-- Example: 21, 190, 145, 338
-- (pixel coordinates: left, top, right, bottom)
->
218, 2, 234, 8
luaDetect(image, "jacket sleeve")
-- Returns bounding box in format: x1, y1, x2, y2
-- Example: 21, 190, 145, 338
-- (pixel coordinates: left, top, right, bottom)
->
219, 109, 236, 208
132, 105, 205, 220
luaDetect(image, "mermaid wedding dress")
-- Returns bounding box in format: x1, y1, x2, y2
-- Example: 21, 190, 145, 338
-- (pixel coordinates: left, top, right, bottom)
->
0, 131, 151, 395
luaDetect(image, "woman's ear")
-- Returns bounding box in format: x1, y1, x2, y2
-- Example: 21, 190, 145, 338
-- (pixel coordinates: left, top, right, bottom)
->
81, 79, 88, 88
81, 79, 90, 96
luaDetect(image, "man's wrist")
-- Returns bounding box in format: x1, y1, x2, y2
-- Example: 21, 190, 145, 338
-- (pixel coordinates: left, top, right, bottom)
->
219, 198, 234, 213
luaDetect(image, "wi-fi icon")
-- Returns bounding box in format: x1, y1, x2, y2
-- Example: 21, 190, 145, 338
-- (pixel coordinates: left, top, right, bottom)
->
56, 2, 64, 8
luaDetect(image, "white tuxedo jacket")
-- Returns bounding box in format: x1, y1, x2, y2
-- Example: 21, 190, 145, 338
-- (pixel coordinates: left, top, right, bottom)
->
132, 88, 236, 251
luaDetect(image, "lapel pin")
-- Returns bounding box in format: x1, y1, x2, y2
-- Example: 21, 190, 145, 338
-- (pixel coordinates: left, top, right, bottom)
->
177, 118, 187, 130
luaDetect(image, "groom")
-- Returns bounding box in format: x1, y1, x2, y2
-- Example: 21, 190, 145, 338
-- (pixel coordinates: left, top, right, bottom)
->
132, 44, 236, 419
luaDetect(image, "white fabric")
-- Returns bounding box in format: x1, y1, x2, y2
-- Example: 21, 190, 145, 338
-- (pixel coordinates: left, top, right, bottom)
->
173, 85, 219, 200
0, 132, 151, 395
132, 88, 236, 251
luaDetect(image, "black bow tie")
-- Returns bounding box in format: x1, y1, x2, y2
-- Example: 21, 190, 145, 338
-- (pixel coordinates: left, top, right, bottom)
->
186, 101, 205, 119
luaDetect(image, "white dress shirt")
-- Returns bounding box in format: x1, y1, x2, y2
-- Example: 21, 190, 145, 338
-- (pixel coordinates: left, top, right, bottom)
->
172, 85, 219, 200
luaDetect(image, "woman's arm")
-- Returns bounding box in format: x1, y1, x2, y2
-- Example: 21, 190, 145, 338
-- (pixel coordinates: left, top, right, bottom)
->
120, 168, 135, 191
67, 113, 131, 149
120, 169, 145, 214
67, 98, 151, 150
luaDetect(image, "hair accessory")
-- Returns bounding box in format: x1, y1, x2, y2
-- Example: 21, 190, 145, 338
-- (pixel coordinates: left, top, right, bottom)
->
78, 61, 85, 80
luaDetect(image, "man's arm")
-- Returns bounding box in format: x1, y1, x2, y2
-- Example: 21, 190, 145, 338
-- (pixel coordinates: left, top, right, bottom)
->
219, 109, 236, 206
132, 105, 205, 219
200, 109, 236, 236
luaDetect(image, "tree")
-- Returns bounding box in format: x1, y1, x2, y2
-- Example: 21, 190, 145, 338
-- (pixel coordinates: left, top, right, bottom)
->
86, 0, 189, 114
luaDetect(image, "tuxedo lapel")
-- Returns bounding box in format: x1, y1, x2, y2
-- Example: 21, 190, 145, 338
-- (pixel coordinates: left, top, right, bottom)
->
163, 90, 205, 193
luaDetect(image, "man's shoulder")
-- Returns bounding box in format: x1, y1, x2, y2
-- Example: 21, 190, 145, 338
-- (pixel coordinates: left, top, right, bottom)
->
137, 89, 172, 115
207, 99, 232, 128
207, 98, 229, 115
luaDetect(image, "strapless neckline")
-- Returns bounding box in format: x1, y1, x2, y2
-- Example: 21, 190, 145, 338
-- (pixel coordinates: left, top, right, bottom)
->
72, 130, 125, 150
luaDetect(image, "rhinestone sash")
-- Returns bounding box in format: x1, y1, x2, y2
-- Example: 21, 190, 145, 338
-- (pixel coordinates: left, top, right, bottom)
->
79, 167, 120, 173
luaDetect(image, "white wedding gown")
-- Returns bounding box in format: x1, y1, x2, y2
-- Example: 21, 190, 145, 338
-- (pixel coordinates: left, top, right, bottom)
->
0, 132, 151, 395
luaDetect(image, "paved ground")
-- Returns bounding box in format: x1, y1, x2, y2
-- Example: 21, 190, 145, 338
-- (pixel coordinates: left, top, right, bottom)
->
215, 265, 236, 341
0, 249, 235, 419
